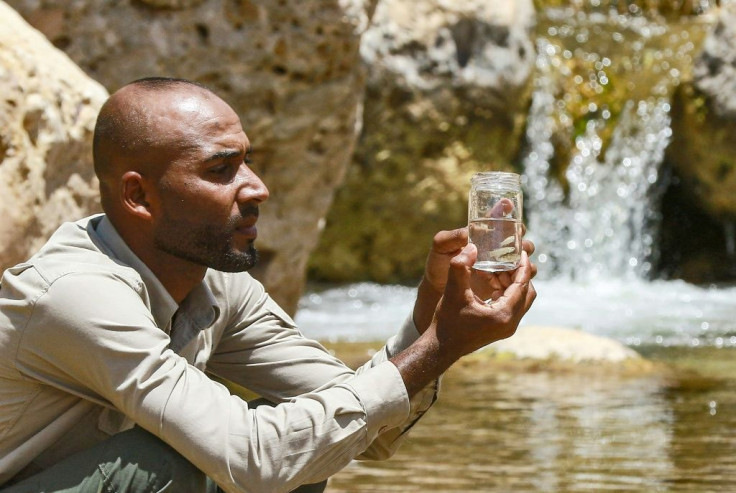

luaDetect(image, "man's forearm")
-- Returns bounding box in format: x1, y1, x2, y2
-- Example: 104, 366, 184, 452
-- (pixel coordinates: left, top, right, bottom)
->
395, 247, 536, 399
389, 329, 454, 397
412, 277, 443, 335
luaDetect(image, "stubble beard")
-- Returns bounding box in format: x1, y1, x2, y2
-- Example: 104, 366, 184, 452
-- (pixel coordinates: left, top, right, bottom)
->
154, 215, 259, 273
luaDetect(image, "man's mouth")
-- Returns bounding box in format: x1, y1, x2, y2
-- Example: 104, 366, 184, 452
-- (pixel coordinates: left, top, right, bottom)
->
234, 207, 259, 239
235, 224, 258, 239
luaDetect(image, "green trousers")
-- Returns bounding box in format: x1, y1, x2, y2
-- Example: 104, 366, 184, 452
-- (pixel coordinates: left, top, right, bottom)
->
1, 426, 328, 493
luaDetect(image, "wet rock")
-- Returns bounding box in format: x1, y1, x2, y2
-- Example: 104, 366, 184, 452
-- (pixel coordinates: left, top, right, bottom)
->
488, 325, 642, 363
668, 2, 736, 220
309, 0, 536, 283
0, 1, 107, 269
660, 2, 736, 283
3, 0, 378, 314
531, 0, 715, 17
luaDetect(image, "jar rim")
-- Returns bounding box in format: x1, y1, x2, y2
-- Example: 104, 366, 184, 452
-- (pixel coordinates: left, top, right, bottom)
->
471, 171, 521, 187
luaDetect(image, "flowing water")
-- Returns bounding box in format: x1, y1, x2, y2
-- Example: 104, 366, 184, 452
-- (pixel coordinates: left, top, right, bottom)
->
295, 3, 736, 491
323, 345, 736, 492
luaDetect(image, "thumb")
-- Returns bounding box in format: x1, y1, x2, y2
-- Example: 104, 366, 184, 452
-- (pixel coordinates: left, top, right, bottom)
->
444, 243, 476, 303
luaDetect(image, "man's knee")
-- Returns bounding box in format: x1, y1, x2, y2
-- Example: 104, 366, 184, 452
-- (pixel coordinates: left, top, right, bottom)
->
103, 427, 210, 491
2, 427, 211, 493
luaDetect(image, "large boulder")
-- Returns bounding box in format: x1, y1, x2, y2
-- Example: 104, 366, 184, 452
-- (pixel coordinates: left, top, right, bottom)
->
489, 326, 642, 364
4, 0, 378, 314
668, 2, 736, 220
661, 2, 736, 283
309, 0, 537, 283
0, 1, 107, 269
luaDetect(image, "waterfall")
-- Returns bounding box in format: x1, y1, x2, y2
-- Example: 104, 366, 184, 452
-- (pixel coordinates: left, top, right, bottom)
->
296, 6, 736, 347
522, 10, 706, 282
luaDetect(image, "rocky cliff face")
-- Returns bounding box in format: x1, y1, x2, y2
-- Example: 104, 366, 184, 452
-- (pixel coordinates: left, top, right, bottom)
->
4, 0, 736, 304
309, 0, 536, 283
668, 1, 736, 220
662, 2, 736, 282
0, 2, 107, 269
3, 0, 378, 313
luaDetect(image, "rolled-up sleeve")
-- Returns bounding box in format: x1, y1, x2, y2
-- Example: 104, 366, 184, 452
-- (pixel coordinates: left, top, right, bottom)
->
16, 271, 431, 492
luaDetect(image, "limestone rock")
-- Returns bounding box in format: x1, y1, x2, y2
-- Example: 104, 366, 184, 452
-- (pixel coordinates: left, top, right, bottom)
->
361, 0, 536, 97
660, 3, 736, 282
489, 326, 642, 363
4, 0, 378, 314
667, 2, 736, 220
310, 0, 537, 283
0, 1, 107, 269
693, 3, 736, 120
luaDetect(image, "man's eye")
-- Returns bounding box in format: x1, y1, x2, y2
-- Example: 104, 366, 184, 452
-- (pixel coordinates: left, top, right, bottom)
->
210, 163, 233, 175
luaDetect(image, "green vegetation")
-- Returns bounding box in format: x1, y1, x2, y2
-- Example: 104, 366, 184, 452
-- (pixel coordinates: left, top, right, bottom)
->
308, 84, 529, 283
533, 0, 716, 17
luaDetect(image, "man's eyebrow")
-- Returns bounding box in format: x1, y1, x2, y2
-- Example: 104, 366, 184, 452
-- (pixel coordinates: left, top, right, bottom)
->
204, 149, 245, 163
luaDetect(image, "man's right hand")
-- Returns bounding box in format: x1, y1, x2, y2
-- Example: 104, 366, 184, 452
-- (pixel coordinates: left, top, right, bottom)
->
392, 242, 536, 397
413, 226, 536, 335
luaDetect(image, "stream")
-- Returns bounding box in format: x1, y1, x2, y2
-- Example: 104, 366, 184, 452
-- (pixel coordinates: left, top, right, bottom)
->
296, 3, 735, 491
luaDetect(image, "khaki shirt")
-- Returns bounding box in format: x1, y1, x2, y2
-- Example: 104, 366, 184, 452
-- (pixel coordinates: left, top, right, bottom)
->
0, 215, 437, 492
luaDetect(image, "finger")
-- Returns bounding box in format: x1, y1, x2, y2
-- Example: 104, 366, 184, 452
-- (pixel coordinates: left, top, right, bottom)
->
489, 274, 504, 292
496, 270, 513, 287
445, 243, 476, 303
488, 198, 514, 218
493, 251, 532, 308
470, 269, 504, 302
524, 281, 537, 312
513, 250, 533, 284
487, 287, 505, 303
522, 239, 535, 256
431, 228, 469, 255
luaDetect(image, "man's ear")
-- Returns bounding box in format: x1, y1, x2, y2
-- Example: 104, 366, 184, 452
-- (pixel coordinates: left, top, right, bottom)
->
120, 171, 153, 220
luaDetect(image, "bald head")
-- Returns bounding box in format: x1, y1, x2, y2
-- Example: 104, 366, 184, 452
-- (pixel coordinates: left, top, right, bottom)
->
89, 76, 268, 297
92, 77, 219, 212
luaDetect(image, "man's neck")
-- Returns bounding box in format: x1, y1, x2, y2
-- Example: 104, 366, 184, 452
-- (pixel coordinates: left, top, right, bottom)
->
111, 217, 206, 305
135, 249, 207, 304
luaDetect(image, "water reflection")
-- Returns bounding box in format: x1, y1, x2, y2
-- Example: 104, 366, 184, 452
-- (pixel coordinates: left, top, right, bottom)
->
326, 350, 736, 492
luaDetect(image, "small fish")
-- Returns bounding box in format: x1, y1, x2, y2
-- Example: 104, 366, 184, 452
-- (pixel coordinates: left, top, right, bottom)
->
500, 235, 516, 247
489, 247, 516, 258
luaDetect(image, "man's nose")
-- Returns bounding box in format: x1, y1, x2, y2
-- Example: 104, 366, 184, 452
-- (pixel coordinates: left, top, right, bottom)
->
236, 165, 269, 204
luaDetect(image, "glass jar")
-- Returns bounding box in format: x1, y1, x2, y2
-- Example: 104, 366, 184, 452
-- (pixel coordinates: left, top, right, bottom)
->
468, 171, 523, 272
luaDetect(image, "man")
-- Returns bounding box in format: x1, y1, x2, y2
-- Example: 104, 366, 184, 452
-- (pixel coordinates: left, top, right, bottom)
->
0, 77, 536, 492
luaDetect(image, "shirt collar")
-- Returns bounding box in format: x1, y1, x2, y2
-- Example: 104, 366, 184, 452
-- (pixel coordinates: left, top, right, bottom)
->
90, 215, 219, 340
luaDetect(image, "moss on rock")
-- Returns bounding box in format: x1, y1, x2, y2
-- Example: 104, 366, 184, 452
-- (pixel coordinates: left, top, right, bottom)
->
308, 84, 529, 283
667, 83, 736, 220
533, 0, 714, 17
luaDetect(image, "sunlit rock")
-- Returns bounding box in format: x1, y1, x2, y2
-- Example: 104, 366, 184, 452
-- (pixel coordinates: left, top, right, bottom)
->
669, 1, 736, 219
310, 0, 536, 283
662, 2, 736, 283
488, 325, 642, 363
0, 1, 107, 270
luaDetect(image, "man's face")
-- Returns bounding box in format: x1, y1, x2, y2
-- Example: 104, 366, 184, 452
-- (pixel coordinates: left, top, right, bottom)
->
147, 89, 269, 272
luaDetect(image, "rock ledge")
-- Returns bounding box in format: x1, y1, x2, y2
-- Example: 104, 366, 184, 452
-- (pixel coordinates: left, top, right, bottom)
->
487, 326, 641, 363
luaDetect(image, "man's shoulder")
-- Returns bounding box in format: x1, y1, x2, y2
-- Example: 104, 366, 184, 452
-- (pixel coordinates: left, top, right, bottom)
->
204, 269, 265, 302
4, 215, 142, 294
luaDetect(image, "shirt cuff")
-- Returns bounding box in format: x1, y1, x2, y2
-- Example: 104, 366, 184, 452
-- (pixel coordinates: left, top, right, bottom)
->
344, 361, 410, 433
385, 314, 421, 358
